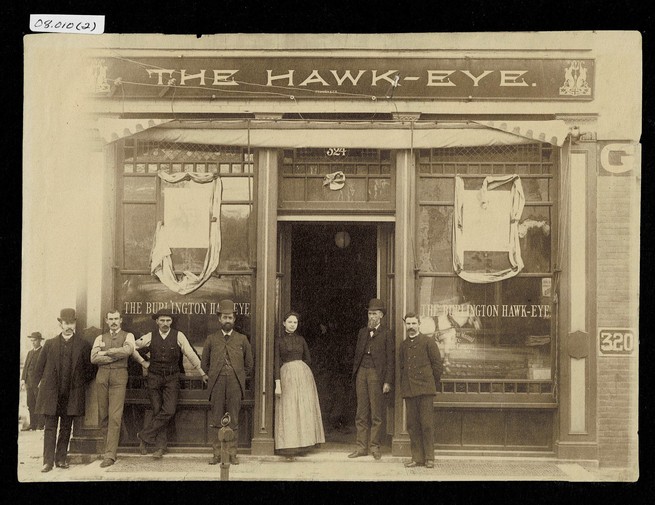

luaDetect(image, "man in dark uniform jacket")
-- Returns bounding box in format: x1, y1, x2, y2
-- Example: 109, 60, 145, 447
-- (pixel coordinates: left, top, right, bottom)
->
399, 312, 442, 469
21, 331, 45, 431
348, 298, 394, 460
33, 309, 95, 473
202, 299, 253, 465
132, 308, 208, 459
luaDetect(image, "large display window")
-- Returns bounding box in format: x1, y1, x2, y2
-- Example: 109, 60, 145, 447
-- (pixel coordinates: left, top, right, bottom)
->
417, 143, 557, 400
115, 139, 255, 382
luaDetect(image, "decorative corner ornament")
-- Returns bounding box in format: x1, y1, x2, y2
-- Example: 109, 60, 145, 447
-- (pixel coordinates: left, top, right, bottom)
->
323, 171, 346, 191
559, 61, 591, 97
89, 58, 111, 93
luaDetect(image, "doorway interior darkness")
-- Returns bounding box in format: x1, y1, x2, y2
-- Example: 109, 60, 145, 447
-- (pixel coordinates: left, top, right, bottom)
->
289, 223, 377, 445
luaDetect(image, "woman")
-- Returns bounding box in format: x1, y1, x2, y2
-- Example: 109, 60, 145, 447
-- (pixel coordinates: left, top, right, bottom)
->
274, 311, 325, 460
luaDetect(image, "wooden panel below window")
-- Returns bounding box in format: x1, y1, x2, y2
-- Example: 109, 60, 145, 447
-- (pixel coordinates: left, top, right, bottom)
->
434, 408, 554, 451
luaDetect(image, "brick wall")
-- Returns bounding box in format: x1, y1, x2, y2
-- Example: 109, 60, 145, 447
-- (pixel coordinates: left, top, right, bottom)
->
596, 175, 640, 472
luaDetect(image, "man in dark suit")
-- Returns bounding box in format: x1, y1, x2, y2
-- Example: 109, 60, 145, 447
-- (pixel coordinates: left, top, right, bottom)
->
21, 332, 45, 431
33, 308, 95, 473
348, 298, 394, 460
399, 312, 442, 469
202, 299, 253, 465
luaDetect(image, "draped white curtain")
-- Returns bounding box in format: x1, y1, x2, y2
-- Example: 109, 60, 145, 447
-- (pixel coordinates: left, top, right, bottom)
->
453, 175, 525, 283
149, 171, 222, 295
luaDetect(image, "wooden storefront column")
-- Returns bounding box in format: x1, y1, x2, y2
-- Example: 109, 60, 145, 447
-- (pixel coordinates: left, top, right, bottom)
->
250, 149, 278, 455
556, 141, 598, 461
391, 149, 416, 456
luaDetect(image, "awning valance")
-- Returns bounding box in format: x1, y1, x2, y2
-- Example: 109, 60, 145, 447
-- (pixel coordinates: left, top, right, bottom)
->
97, 118, 173, 143
472, 120, 570, 147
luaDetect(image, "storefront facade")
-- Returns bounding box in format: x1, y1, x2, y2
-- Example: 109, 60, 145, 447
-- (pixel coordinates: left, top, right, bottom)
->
22, 33, 641, 470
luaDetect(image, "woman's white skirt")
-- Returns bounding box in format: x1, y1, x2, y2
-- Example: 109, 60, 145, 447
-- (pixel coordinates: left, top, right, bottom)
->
275, 360, 325, 449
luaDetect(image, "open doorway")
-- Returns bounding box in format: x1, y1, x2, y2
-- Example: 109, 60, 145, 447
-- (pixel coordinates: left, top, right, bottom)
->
289, 223, 377, 445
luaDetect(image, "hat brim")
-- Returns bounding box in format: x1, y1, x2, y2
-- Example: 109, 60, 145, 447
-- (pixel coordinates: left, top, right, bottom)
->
57, 318, 76, 323
152, 313, 175, 320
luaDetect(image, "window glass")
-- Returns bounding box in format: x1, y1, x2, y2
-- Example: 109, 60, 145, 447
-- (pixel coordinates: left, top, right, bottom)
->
123, 204, 156, 270
123, 177, 156, 201
218, 204, 251, 271
117, 274, 253, 352
417, 206, 453, 272
417, 142, 556, 385
418, 277, 552, 380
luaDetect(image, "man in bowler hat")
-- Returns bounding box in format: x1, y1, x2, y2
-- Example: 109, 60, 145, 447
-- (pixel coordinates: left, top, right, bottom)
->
201, 299, 253, 465
33, 309, 95, 472
21, 332, 45, 431
348, 298, 394, 460
132, 308, 208, 459
399, 313, 442, 468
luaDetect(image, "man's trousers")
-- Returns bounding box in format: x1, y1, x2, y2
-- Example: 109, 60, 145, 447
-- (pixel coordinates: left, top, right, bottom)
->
96, 367, 128, 461
404, 395, 435, 464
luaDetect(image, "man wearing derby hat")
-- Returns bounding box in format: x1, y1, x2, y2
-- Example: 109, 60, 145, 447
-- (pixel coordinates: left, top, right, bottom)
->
21, 331, 45, 431
132, 308, 208, 459
201, 299, 253, 465
348, 298, 394, 460
33, 309, 95, 473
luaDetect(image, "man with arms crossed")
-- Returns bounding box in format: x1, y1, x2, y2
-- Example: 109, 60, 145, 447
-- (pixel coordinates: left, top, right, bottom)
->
91, 309, 136, 467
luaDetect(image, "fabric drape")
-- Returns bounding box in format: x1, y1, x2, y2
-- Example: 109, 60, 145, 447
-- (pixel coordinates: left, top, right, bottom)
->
149, 172, 222, 295
453, 174, 525, 283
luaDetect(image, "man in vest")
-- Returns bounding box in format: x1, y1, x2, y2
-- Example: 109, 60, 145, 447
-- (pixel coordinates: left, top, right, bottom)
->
201, 299, 253, 465
349, 298, 394, 460
91, 309, 136, 467
21, 331, 45, 431
34, 308, 95, 473
132, 308, 208, 459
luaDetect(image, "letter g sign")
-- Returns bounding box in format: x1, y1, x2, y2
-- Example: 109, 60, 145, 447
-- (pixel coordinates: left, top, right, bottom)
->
599, 142, 638, 175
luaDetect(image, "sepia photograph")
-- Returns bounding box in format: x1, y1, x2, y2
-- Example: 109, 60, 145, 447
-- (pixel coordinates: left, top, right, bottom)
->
19, 31, 641, 483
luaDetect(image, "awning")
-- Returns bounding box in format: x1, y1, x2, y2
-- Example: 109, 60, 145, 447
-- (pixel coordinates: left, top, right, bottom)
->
472, 120, 570, 147
98, 119, 570, 148
97, 118, 174, 143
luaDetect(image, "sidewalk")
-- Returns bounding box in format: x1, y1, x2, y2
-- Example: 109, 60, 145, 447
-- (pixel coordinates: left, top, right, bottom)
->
16, 428, 630, 482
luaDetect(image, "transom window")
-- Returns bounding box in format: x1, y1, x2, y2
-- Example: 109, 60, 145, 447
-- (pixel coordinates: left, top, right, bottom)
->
279, 148, 395, 211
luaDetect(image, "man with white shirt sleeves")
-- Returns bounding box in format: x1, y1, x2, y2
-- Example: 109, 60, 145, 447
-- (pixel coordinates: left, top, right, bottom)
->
132, 308, 208, 459
90, 309, 136, 468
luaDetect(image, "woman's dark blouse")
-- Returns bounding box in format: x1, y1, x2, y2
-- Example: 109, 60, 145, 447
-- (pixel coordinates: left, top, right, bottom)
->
274, 332, 311, 380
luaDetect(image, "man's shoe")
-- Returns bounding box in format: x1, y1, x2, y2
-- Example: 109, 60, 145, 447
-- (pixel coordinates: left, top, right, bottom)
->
229, 454, 239, 465
100, 458, 115, 468
41, 464, 53, 473
404, 460, 424, 468
152, 449, 164, 459
136, 432, 148, 455
208, 456, 220, 465
20, 426, 32, 431
348, 450, 368, 458
425, 460, 435, 468
372, 451, 382, 460
55, 461, 70, 469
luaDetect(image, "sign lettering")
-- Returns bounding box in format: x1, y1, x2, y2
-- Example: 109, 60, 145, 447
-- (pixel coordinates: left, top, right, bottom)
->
91, 57, 594, 100
123, 301, 251, 317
